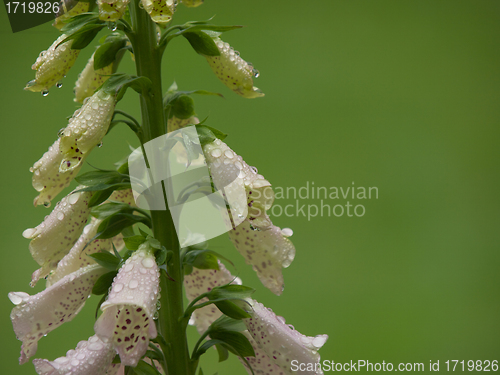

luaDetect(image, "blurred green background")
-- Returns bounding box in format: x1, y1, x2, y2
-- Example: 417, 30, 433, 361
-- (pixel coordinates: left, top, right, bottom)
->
1, 0, 499, 373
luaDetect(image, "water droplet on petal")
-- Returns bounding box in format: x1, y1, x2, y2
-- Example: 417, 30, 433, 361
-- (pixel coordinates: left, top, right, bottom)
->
281, 228, 293, 237
211, 148, 222, 158
56, 82, 63, 88
68, 193, 80, 205
41, 90, 49, 97
124, 263, 134, 272
114, 283, 124, 292
8, 292, 29, 305
56, 212, 65, 221
142, 257, 155, 268
22, 228, 37, 239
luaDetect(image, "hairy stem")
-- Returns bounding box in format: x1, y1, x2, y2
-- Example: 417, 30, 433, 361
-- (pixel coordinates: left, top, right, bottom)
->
128, 1, 192, 374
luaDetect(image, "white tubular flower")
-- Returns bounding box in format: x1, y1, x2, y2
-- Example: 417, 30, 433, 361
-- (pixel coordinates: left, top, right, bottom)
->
140, 0, 175, 25
9, 265, 106, 364
59, 90, 116, 173
109, 189, 137, 207
181, 0, 203, 7
32, 335, 120, 375
53, 0, 91, 30
94, 244, 159, 366
98, 0, 129, 22
23, 189, 92, 286
25, 34, 80, 94
204, 35, 263, 98
184, 261, 240, 334
239, 331, 285, 375
46, 219, 112, 287
74, 52, 114, 104
31, 138, 83, 207
203, 140, 295, 295
244, 300, 328, 375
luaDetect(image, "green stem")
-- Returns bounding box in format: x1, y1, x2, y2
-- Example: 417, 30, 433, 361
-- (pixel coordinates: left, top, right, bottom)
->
128, 1, 192, 374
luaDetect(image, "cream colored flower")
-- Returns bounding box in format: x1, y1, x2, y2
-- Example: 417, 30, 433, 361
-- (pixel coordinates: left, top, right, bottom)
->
74, 52, 114, 104
98, 0, 129, 22
140, 0, 175, 25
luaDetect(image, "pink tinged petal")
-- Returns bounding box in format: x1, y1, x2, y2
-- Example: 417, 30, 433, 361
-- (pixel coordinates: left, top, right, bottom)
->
244, 300, 328, 375
25, 34, 80, 93
24, 189, 92, 286
9, 265, 106, 364
184, 261, 239, 335
74, 52, 114, 104
32, 334, 117, 375
239, 331, 285, 375
228, 220, 295, 295
204, 35, 264, 99
59, 91, 116, 173
47, 219, 112, 287
94, 246, 159, 366
31, 138, 83, 207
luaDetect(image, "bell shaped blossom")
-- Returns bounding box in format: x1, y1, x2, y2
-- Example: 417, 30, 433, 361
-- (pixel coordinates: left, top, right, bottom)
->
244, 300, 328, 375
108, 188, 137, 207
32, 335, 120, 375
74, 52, 114, 104
181, 0, 203, 7
53, 0, 91, 30
94, 244, 159, 366
98, 0, 129, 22
30, 138, 83, 207
23, 189, 92, 285
184, 261, 240, 335
140, 0, 175, 25
9, 264, 106, 364
239, 331, 285, 375
59, 90, 116, 173
25, 34, 80, 93
46, 218, 112, 287
203, 140, 295, 295
204, 35, 264, 98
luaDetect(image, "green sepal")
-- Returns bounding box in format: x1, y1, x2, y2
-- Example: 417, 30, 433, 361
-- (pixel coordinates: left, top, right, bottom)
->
183, 31, 220, 56
128, 360, 162, 375
92, 270, 117, 295
100, 73, 152, 101
147, 342, 165, 362
171, 94, 195, 119
215, 344, 229, 362
194, 124, 228, 146
208, 285, 255, 320
183, 249, 234, 270
88, 252, 121, 270
95, 213, 151, 239
123, 235, 147, 250
94, 34, 128, 70
59, 15, 106, 50
209, 331, 255, 358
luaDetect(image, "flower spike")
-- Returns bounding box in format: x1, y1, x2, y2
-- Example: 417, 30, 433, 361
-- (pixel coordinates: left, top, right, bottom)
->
24, 189, 92, 286
31, 138, 83, 207
33, 335, 120, 375
9, 264, 107, 364
244, 300, 328, 375
74, 52, 114, 104
94, 243, 159, 366
203, 140, 295, 295
59, 90, 116, 173
25, 34, 80, 94
204, 35, 264, 98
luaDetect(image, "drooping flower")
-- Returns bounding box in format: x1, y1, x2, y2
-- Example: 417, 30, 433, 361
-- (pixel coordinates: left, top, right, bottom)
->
94, 244, 159, 366
25, 34, 80, 94
53, 0, 91, 30
9, 264, 107, 364
203, 139, 295, 295
184, 261, 241, 334
181, 0, 203, 7
74, 52, 114, 104
239, 331, 285, 375
203, 34, 264, 98
108, 188, 137, 207
46, 218, 112, 287
30, 138, 83, 207
140, 0, 175, 25
59, 90, 116, 173
32, 334, 120, 375
97, 0, 130, 22
244, 300, 328, 375
23, 189, 92, 285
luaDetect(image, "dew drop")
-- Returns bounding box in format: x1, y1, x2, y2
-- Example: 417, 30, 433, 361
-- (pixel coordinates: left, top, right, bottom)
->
41, 90, 49, 97
124, 263, 134, 272
56, 211, 65, 221
281, 228, 293, 237
68, 193, 80, 205
142, 257, 155, 268
253, 69, 260, 78
8, 292, 29, 305
114, 283, 124, 292
210, 148, 222, 158
97, 142, 103, 148
58, 128, 66, 137
43, 201, 51, 208
312, 335, 327, 348
224, 150, 234, 159
71, 359, 80, 366
56, 82, 63, 89
22, 228, 37, 239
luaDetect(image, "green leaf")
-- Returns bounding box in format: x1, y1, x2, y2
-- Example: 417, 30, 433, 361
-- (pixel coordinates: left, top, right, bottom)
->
94, 35, 128, 70
208, 286, 255, 320
154, 247, 168, 266
61, 23, 106, 50
101, 74, 153, 102
147, 342, 165, 362
92, 271, 117, 295
183, 31, 220, 56
96, 213, 151, 239
88, 252, 121, 270
75, 169, 125, 186
209, 331, 255, 358
195, 124, 227, 145
216, 344, 229, 362
95, 293, 108, 320
130, 360, 162, 375
183, 250, 219, 270
123, 235, 147, 250
209, 315, 247, 333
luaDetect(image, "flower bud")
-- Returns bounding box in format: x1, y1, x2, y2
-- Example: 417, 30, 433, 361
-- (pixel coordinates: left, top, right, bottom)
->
205, 36, 264, 98
98, 0, 129, 22
31, 138, 82, 207
74, 52, 114, 104
140, 0, 175, 25
59, 90, 116, 173
25, 34, 80, 94
53, 0, 91, 30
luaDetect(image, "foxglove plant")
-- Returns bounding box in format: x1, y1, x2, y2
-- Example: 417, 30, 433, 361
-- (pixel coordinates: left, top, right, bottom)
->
10, 1, 328, 374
